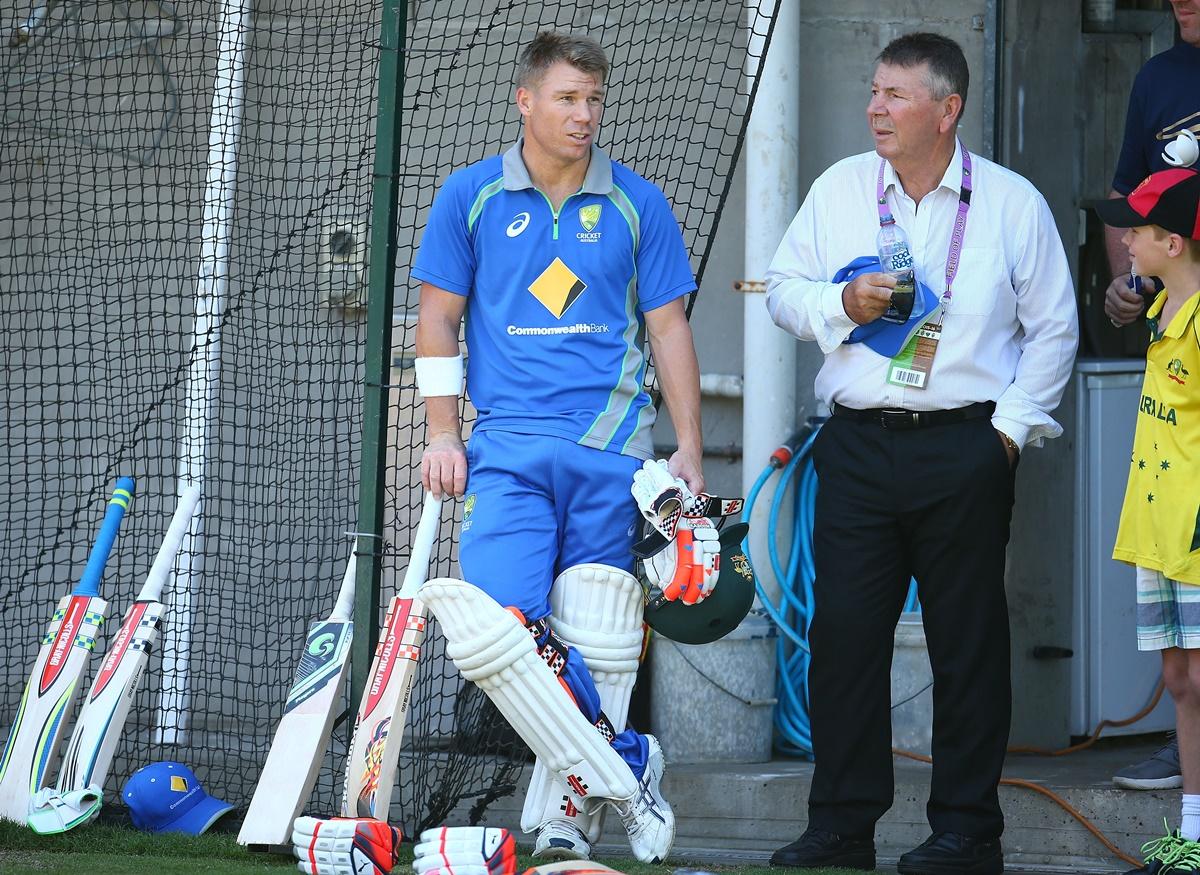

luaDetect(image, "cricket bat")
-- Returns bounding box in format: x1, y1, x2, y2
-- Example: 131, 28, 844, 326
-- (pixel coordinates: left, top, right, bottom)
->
236, 550, 359, 849
0, 477, 136, 823
341, 491, 442, 820
27, 484, 202, 834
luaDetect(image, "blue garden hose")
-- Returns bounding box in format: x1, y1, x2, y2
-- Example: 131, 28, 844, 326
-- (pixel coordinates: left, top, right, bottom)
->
741, 419, 919, 758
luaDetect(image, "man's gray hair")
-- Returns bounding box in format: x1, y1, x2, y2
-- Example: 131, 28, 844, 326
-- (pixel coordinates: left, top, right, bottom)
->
878, 32, 969, 122
516, 31, 608, 89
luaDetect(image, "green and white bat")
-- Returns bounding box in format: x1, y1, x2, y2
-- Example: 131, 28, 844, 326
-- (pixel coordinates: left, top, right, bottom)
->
28, 484, 201, 833
237, 552, 358, 849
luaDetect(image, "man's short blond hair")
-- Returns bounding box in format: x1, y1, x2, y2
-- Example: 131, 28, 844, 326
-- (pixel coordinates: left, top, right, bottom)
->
516, 31, 608, 90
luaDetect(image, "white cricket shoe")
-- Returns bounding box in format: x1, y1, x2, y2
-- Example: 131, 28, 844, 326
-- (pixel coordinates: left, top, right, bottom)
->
611, 734, 674, 864
532, 819, 591, 860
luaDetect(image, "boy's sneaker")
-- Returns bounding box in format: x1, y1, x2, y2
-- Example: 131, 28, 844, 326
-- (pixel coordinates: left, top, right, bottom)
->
611, 734, 674, 864
1124, 824, 1200, 873
532, 820, 590, 861
1114, 735, 1183, 790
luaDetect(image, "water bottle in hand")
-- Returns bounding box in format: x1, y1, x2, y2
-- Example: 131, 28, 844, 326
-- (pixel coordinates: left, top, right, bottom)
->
877, 222, 916, 324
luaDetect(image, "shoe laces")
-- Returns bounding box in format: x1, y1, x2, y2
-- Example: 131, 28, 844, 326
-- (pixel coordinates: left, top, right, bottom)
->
1171, 837, 1200, 870
541, 820, 587, 844
614, 781, 666, 836
1142, 821, 1191, 866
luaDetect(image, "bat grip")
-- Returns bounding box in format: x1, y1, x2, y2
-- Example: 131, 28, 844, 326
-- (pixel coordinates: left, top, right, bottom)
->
76, 476, 136, 598
399, 492, 442, 598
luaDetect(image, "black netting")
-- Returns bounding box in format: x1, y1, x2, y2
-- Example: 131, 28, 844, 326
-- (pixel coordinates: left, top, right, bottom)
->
0, 0, 779, 838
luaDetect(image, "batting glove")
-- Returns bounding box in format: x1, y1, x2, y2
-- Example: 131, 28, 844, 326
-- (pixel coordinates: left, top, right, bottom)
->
412, 826, 518, 875
643, 515, 722, 604
292, 815, 401, 875
631, 459, 689, 541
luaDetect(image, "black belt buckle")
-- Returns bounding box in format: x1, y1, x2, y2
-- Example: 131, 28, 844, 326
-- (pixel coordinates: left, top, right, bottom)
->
879, 408, 921, 429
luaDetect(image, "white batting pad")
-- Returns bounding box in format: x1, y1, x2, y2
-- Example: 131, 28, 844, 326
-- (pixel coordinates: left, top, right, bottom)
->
420, 577, 638, 813
521, 564, 644, 841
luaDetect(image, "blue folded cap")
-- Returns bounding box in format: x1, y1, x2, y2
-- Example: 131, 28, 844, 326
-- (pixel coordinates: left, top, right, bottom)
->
834, 256, 941, 358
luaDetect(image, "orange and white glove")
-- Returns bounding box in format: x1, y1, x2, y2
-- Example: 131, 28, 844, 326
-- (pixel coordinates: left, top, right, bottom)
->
643, 515, 721, 605
291, 816, 401, 875
412, 826, 518, 875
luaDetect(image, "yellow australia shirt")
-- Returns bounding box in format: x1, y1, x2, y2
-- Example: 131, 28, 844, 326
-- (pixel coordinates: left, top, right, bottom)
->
1114, 288, 1200, 585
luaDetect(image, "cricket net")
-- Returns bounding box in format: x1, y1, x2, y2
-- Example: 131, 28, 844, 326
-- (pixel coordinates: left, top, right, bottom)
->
0, 0, 780, 837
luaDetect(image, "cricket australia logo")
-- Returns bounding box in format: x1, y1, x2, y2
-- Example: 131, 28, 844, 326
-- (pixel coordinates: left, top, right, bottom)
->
731, 552, 753, 582
1166, 358, 1190, 386
577, 204, 601, 242
462, 493, 476, 532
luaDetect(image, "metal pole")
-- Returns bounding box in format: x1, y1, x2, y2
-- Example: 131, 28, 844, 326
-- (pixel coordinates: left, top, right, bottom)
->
742, 0, 799, 610
351, 0, 407, 714
983, 0, 1006, 163
155, 0, 251, 746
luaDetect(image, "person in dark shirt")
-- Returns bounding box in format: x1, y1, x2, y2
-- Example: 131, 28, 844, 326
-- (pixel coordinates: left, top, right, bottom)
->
1104, 0, 1200, 328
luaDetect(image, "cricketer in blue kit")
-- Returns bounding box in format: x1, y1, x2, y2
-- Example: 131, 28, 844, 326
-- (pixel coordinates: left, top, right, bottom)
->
411, 31, 703, 865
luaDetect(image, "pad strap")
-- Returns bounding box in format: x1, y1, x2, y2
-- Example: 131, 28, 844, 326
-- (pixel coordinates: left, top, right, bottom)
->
520, 565, 644, 840
527, 618, 618, 742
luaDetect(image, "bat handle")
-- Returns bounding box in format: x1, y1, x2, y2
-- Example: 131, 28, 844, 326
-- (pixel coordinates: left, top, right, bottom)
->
399, 492, 442, 598
76, 476, 136, 598
141, 484, 202, 598
330, 551, 357, 621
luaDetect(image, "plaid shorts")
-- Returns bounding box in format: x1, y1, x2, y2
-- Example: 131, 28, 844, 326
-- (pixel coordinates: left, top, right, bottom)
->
1136, 566, 1200, 650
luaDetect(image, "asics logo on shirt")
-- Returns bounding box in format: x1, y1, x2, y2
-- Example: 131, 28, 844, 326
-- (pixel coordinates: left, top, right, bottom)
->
506, 212, 531, 237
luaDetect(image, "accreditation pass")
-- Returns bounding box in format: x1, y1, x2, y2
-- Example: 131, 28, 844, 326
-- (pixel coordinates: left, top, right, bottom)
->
886, 321, 942, 390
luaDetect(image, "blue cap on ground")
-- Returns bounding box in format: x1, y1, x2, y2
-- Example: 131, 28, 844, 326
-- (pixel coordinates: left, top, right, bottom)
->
123, 761, 232, 835
835, 255, 941, 358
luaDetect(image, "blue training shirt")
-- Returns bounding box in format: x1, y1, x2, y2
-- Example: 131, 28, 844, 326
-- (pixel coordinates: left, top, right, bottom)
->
412, 139, 697, 459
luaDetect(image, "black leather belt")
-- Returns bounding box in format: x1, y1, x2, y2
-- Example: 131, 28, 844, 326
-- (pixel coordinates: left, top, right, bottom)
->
831, 401, 995, 430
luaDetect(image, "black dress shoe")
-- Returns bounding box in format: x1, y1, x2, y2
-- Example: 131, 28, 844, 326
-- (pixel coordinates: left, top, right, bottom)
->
897, 832, 1003, 875
769, 826, 875, 870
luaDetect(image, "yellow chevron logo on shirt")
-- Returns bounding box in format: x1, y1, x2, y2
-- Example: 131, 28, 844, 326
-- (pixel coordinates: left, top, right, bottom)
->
528, 257, 587, 319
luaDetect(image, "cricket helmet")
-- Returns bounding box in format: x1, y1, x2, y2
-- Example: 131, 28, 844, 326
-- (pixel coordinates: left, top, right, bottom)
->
643, 522, 756, 645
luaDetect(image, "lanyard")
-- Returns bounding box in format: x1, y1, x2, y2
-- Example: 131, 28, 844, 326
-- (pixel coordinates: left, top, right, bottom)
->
875, 142, 973, 308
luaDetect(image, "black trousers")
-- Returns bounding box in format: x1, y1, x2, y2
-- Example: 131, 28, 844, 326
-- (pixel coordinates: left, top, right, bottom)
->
806, 412, 1016, 840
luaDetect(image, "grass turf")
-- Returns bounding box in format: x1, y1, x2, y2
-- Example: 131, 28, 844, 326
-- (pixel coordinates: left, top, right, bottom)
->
0, 821, 867, 875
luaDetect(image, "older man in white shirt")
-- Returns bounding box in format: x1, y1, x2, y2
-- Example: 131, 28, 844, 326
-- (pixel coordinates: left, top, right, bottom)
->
764, 32, 1077, 875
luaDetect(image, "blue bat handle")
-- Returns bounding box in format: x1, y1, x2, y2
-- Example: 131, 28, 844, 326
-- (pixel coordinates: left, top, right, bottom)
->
75, 476, 136, 598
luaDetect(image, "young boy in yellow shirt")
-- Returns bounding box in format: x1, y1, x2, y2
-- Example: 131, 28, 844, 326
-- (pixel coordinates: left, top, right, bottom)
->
1098, 167, 1200, 874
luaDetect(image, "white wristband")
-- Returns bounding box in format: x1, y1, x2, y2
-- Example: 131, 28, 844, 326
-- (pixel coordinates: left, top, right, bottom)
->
414, 354, 464, 397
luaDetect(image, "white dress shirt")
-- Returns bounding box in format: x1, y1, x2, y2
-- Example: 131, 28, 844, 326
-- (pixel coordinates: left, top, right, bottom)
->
765, 141, 1079, 448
